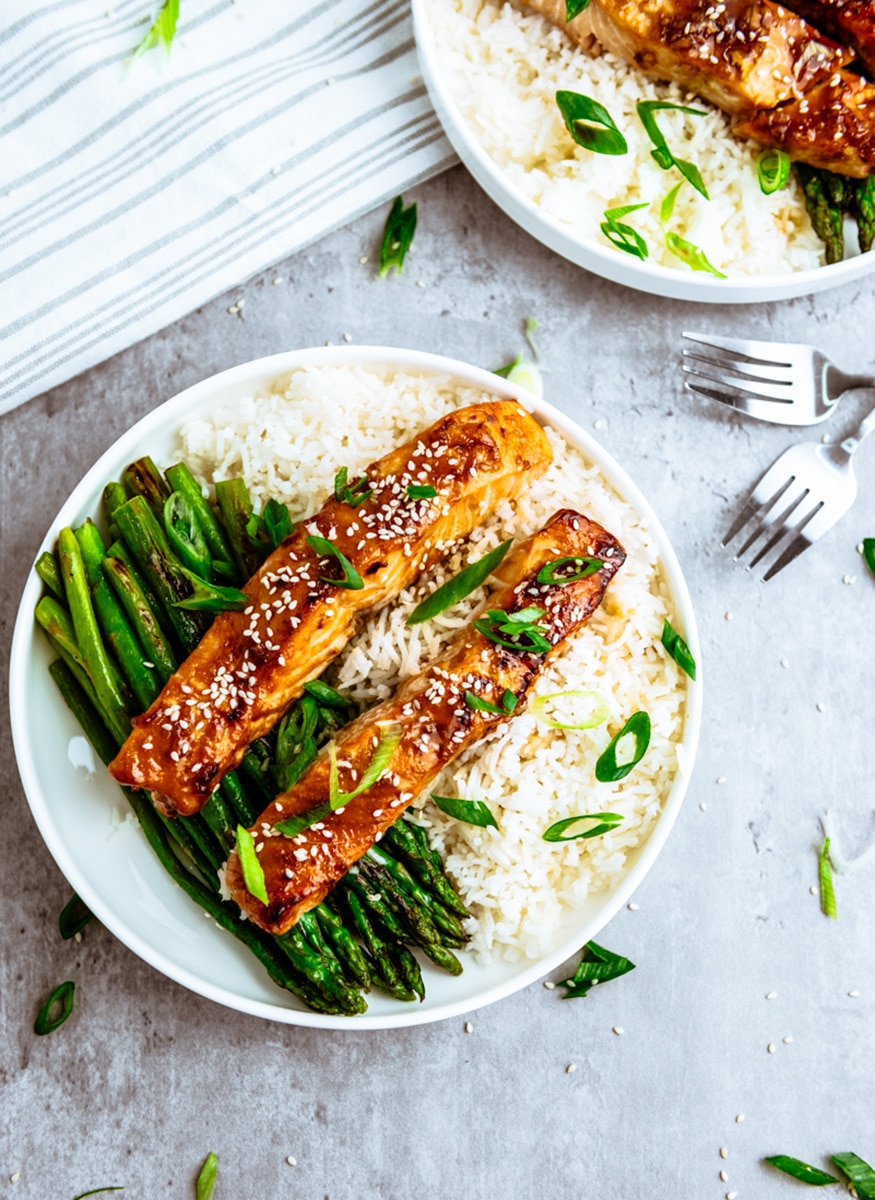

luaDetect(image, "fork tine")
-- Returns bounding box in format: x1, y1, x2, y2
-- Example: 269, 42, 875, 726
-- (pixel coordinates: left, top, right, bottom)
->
682, 331, 794, 367
757, 499, 825, 580
762, 531, 814, 581
682, 349, 794, 386
682, 361, 795, 403
745, 488, 811, 569
684, 381, 795, 423
723, 474, 796, 546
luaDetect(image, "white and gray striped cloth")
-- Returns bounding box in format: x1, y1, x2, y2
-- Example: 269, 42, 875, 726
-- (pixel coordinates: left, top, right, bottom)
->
1, 0, 454, 415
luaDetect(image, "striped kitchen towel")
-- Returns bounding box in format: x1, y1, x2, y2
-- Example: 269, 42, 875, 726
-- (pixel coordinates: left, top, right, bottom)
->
0, 0, 454, 415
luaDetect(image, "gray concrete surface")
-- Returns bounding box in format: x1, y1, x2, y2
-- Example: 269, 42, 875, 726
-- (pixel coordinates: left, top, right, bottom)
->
2, 166, 873, 1199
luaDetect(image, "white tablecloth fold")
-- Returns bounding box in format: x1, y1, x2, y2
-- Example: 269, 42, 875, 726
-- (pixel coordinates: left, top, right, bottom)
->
0, 0, 454, 414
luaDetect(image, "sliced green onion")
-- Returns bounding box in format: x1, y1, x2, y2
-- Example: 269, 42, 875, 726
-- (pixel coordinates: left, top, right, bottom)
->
334, 467, 374, 507
532, 689, 609, 730
502, 689, 518, 713
236, 826, 268, 905
565, 0, 591, 16
505, 359, 543, 397
406, 538, 513, 625
765, 1157, 839, 1186
665, 232, 726, 278
757, 149, 791, 195
380, 194, 417, 277
661, 619, 696, 680
474, 607, 552, 654
536, 555, 602, 584
636, 101, 709, 197
542, 812, 624, 842
303, 679, 353, 711
406, 484, 437, 499
164, 493, 211, 579
131, 0, 179, 59
277, 736, 317, 793
72, 1190, 124, 1198
863, 537, 875, 578
172, 570, 249, 613
600, 202, 649, 260
556, 90, 628, 156
819, 835, 837, 919
560, 939, 635, 998
432, 795, 499, 829
494, 352, 522, 378
196, 1152, 218, 1200
595, 711, 651, 782
660, 181, 684, 225
59, 894, 94, 940
329, 723, 403, 810
306, 534, 364, 590
525, 316, 541, 360
832, 1153, 875, 1198
34, 980, 75, 1035
464, 688, 518, 716
263, 499, 292, 548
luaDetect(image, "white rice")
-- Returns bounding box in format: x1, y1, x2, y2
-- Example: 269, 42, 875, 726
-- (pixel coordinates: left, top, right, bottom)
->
178, 364, 689, 963
426, 0, 825, 276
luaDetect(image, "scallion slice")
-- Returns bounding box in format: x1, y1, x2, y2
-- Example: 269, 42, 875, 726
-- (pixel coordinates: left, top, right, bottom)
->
665, 232, 726, 278
595, 711, 651, 782
196, 1152, 218, 1200
329, 724, 403, 810
432, 794, 499, 829
131, 0, 179, 60
661, 619, 697, 680
406, 484, 437, 499
556, 90, 628, 156
765, 1157, 839, 1186
172, 570, 249, 613
34, 980, 75, 1035
542, 812, 624, 842
474, 607, 552, 654
819, 835, 837, 919
832, 1153, 875, 1199
863, 537, 875, 578
507, 359, 544, 397
536, 555, 602, 585
236, 825, 268, 905
532, 689, 609, 730
59, 893, 94, 940
600, 202, 649, 260
757, 149, 791, 195
306, 534, 364, 590
406, 539, 513, 625
636, 101, 709, 197
380, 195, 417, 277
565, 0, 591, 17
560, 939, 635, 998
494, 353, 522, 378
464, 688, 518, 716
660, 181, 684, 225
72, 1190, 124, 1198
334, 467, 373, 507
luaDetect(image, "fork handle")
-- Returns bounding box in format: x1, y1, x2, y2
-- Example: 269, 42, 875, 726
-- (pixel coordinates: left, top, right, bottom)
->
834, 392, 875, 461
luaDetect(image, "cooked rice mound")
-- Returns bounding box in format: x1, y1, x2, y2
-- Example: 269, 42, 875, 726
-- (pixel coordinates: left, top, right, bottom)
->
426, 0, 825, 276
178, 364, 689, 962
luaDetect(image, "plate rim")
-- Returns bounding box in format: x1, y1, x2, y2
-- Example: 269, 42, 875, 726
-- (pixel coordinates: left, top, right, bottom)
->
10, 345, 702, 1029
410, 0, 875, 304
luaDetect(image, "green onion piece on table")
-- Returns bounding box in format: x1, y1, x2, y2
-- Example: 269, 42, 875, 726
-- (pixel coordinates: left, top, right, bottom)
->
196, 1152, 218, 1200
765, 1156, 839, 1186
380, 194, 417, 277
556, 90, 628, 156
661, 619, 697, 680
473, 607, 552, 654
34, 980, 75, 1035
665, 232, 726, 278
236, 825, 269, 905
72, 1190, 124, 1198
863, 538, 875, 578
172, 570, 249, 613
565, 0, 591, 17
464, 689, 517, 716
595, 711, 651, 782
59, 894, 94, 940
560, 939, 635, 998
819, 835, 837, 919
600, 202, 649, 260
432, 795, 499, 829
525, 316, 541, 360
306, 534, 364, 590
262, 499, 293, 548
494, 353, 522, 378
757, 149, 791, 195
532, 689, 609, 730
163, 493, 211, 579
334, 467, 374, 507
131, 0, 179, 59
542, 812, 624, 842
636, 101, 709, 197
832, 1153, 875, 1198
406, 484, 437, 499
537, 555, 603, 584
406, 538, 513, 625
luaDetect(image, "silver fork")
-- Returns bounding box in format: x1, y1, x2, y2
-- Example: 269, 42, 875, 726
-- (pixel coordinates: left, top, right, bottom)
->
682, 331, 875, 425
724, 400, 875, 580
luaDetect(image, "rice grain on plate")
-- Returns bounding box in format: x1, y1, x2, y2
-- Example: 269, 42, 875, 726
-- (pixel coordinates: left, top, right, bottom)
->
425, 0, 824, 276
179, 365, 688, 963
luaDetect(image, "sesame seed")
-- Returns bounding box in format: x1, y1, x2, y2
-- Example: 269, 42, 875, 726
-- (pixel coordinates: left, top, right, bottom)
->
849, 989, 860, 997
810, 884, 818, 895
566, 1063, 577, 1073
627, 902, 639, 911
782, 1035, 793, 1044
727, 1193, 738, 1199
735, 1113, 745, 1123
359, 255, 369, 265
415, 279, 426, 288
700, 801, 707, 811
543, 980, 555, 989
766, 991, 777, 1000
767, 1043, 776, 1054
594, 417, 606, 430
10, 1172, 20, 1183
464, 1021, 473, 1033
342, 332, 352, 343
780, 658, 789, 668
816, 702, 826, 713
272, 277, 283, 285
612, 1026, 624, 1036
720, 1148, 728, 1159
716, 776, 727, 784
286, 1156, 297, 1166
720, 1170, 729, 1182
725, 610, 734, 621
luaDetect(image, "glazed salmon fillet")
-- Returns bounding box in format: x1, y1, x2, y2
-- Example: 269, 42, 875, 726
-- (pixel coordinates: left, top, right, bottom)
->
226, 509, 626, 935
109, 400, 553, 816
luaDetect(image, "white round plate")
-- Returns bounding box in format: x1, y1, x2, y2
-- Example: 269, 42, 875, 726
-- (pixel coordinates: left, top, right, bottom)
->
10, 347, 702, 1029
412, 0, 875, 304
